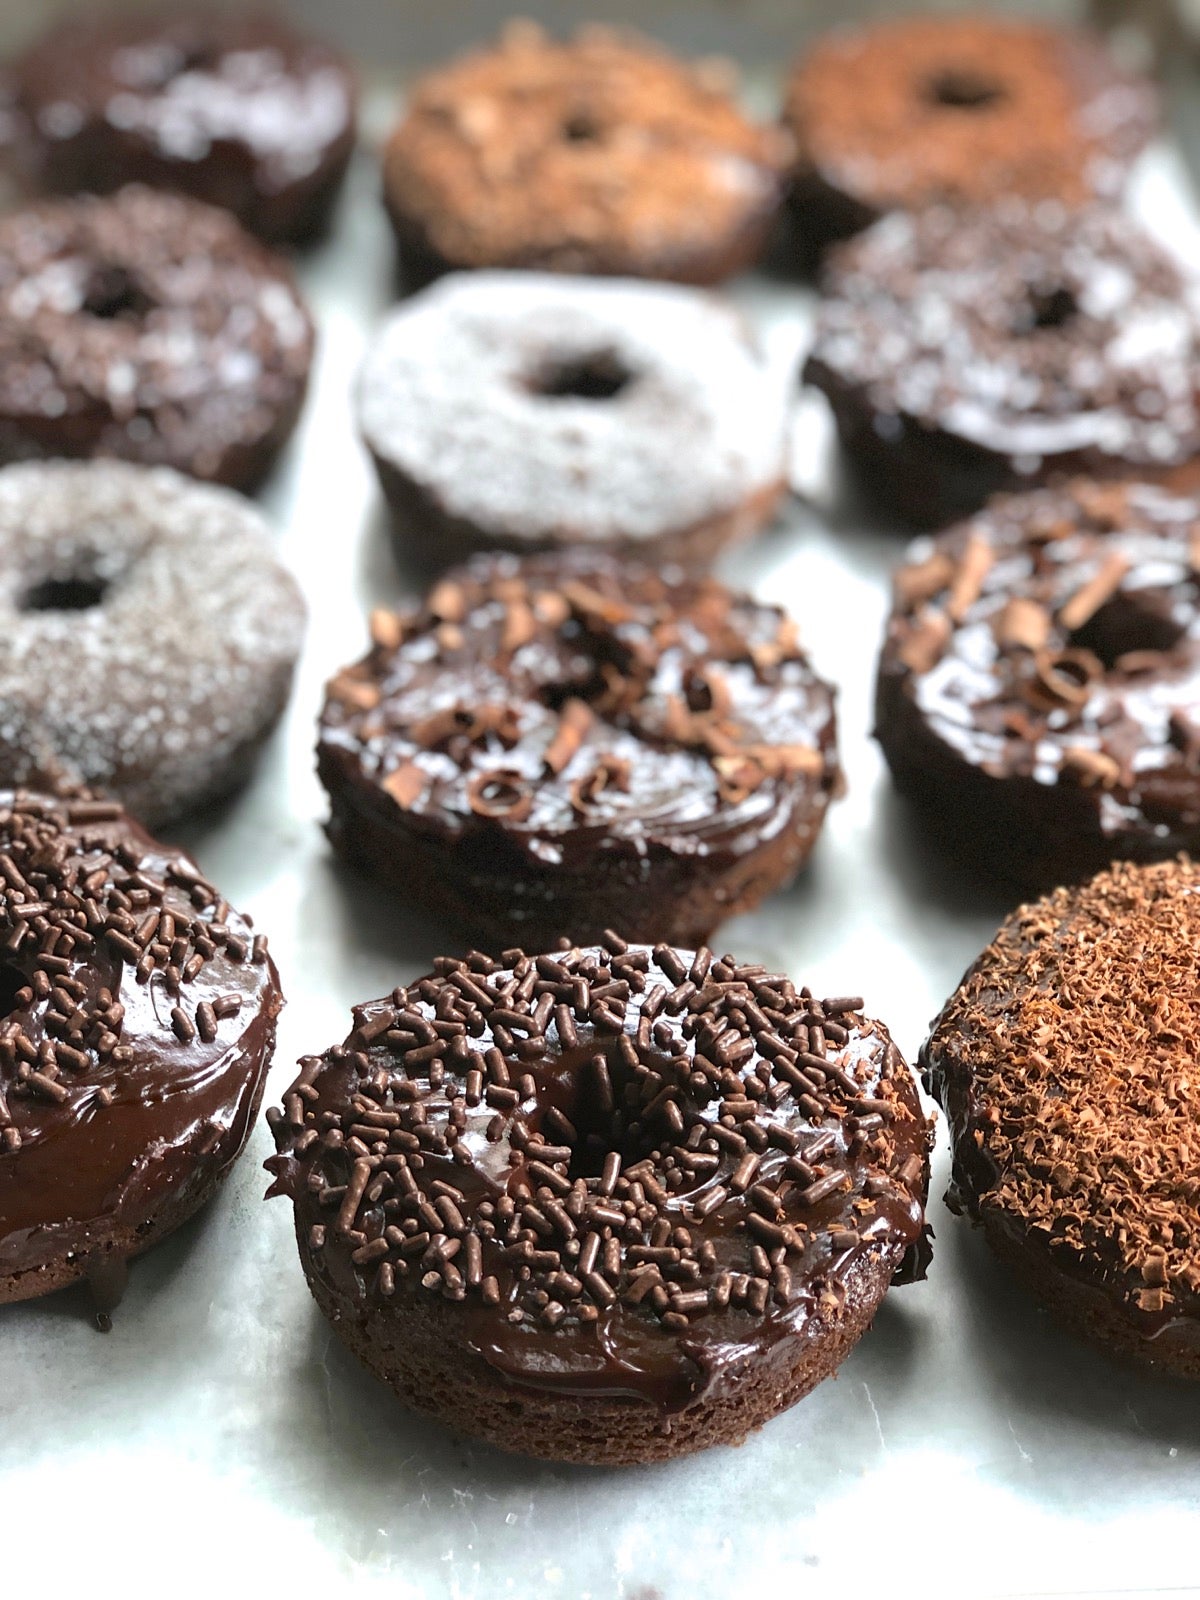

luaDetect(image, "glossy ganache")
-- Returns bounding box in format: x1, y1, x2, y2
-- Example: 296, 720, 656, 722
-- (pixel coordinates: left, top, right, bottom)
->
0, 791, 282, 1314
922, 858, 1200, 1376
267, 940, 931, 1462
877, 479, 1200, 889
318, 552, 841, 951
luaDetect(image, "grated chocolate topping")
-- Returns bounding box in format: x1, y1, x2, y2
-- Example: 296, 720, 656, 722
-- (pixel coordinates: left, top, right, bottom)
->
319, 551, 840, 859
357, 272, 791, 548
923, 857, 1200, 1334
267, 939, 930, 1408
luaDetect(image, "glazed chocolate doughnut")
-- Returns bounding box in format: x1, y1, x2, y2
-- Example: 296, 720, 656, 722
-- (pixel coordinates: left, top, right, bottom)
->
0, 185, 314, 489
0, 7, 357, 244
318, 553, 840, 951
267, 939, 932, 1463
357, 272, 791, 570
1, 789, 281, 1317
805, 205, 1200, 528
923, 858, 1200, 1377
0, 460, 305, 828
381, 22, 788, 286
876, 480, 1200, 890
783, 16, 1155, 258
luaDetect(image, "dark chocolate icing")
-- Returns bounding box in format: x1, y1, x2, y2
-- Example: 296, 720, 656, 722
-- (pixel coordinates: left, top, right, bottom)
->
0, 792, 282, 1303
267, 941, 931, 1413
318, 552, 840, 949
0, 7, 357, 244
876, 479, 1200, 887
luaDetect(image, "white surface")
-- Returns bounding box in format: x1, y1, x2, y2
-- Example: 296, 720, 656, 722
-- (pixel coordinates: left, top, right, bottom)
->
5, 136, 1200, 1600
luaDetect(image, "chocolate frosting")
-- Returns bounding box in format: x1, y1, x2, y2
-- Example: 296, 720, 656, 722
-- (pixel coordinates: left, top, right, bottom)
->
0, 792, 282, 1299
267, 940, 931, 1412
877, 480, 1200, 884
320, 551, 840, 881
0, 7, 356, 244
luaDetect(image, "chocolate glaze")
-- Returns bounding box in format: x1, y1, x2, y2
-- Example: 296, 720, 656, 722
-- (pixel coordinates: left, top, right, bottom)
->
0, 7, 357, 245
267, 943, 931, 1414
805, 204, 1200, 528
0, 792, 282, 1305
783, 16, 1155, 260
318, 552, 841, 950
876, 480, 1200, 889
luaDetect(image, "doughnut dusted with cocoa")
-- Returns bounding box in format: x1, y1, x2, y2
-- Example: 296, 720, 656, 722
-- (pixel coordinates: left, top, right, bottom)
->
318, 552, 840, 951
267, 939, 931, 1463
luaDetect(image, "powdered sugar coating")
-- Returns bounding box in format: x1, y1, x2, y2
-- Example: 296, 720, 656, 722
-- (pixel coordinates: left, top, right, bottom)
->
807, 203, 1200, 471
0, 460, 306, 826
357, 272, 791, 548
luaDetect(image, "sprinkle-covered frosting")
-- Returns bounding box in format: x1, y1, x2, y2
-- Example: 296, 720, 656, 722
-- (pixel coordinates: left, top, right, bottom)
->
806, 204, 1200, 475
0, 460, 306, 827
358, 271, 791, 549
0, 790, 281, 1296
0, 185, 314, 486
924, 857, 1200, 1341
268, 938, 930, 1409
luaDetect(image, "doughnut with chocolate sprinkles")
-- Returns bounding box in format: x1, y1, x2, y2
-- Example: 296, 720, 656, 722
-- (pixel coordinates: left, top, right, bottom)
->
923, 857, 1200, 1377
267, 939, 931, 1463
1, 790, 282, 1319
318, 552, 840, 951
0, 185, 314, 489
381, 22, 788, 287
805, 204, 1200, 528
0, 460, 306, 828
783, 16, 1155, 260
0, 7, 357, 245
357, 272, 792, 571
876, 479, 1200, 890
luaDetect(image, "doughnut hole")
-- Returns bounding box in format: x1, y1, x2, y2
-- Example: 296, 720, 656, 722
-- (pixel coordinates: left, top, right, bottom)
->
924, 68, 1006, 109
1014, 284, 1079, 335
20, 575, 108, 613
561, 110, 602, 143
81, 264, 155, 322
1067, 589, 1185, 669
526, 350, 634, 402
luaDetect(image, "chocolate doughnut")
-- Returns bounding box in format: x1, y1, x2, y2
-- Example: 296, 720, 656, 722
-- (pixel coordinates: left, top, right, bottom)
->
876, 479, 1200, 890
381, 22, 787, 287
357, 272, 791, 571
0, 460, 305, 828
805, 204, 1200, 528
267, 939, 932, 1463
1, 789, 281, 1317
923, 858, 1200, 1377
0, 7, 357, 245
0, 185, 314, 489
318, 553, 840, 951
783, 16, 1155, 259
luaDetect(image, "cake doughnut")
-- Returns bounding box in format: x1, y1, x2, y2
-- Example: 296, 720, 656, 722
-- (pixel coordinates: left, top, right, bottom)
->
783, 16, 1155, 259
357, 272, 792, 571
0, 460, 305, 828
923, 857, 1200, 1377
381, 23, 788, 286
0, 185, 314, 489
0, 7, 357, 245
266, 939, 932, 1463
804, 204, 1200, 529
318, 553, 840, 951
1, 789, 282, 1318
876, 479, 1200, 889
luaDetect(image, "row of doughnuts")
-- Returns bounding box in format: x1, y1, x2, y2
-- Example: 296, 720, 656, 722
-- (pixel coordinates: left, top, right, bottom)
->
3, 6, 1200, 1475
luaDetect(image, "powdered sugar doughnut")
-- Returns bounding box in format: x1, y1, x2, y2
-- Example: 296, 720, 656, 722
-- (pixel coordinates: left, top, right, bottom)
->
0, 460, 305, 826
357, 272, 792, 570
